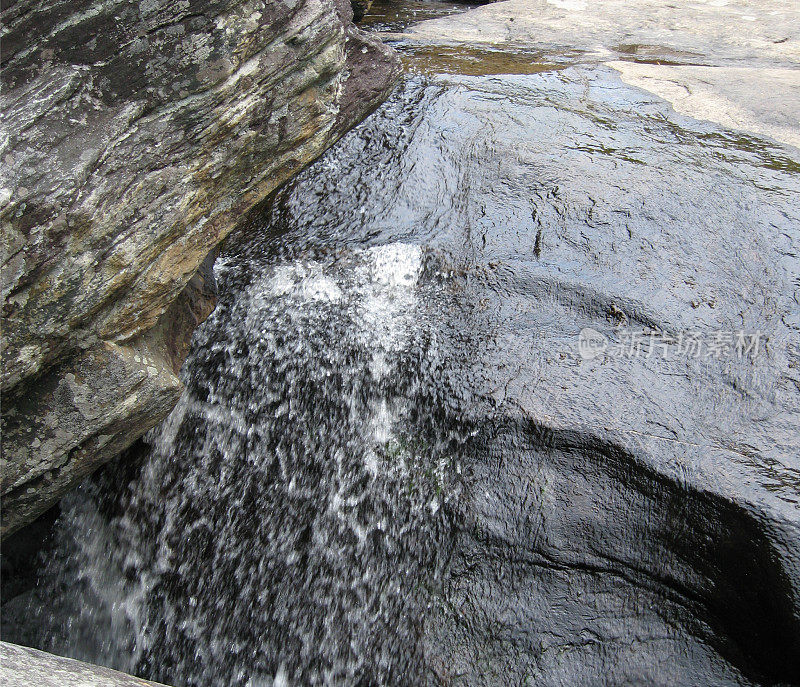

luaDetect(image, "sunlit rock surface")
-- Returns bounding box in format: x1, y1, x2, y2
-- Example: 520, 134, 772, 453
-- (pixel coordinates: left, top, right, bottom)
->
0, 0, 400, 536
609, 63, 800, 149
0, 642, 168, 687
402, 0, 799, 62
398, 0, 800, 148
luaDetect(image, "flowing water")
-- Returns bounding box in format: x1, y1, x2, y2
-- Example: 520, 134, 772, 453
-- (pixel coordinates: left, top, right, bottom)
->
5, 38, 800, 687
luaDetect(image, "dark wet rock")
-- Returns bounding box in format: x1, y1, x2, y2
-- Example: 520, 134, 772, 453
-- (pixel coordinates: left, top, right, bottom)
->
351, 0, 373, 23
359, 0, 481, 34
424, 419, 800, 686
0, 0, 401, 537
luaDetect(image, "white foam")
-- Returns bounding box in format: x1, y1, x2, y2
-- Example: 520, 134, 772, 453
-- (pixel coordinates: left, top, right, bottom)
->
355, 243, 422, 376
266, 264, 342, 303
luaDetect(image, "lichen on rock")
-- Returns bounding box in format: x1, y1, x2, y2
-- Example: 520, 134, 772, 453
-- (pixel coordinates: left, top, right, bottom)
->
0, 0, 401, 537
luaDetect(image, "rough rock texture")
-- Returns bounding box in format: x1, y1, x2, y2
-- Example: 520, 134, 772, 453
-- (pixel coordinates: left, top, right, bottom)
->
0, 0, 401, 537
0, 642, 169, 687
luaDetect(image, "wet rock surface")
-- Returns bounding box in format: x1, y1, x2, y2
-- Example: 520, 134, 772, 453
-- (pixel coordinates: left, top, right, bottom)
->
5, 54, 799, 686
360, 0, 489, 33
0, 0, 400, 536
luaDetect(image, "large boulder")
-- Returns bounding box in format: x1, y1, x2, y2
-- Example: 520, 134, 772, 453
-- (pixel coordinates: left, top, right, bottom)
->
0, 0, 401, 537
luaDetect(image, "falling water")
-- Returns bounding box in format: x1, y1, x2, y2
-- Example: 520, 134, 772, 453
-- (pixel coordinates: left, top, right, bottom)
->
32, 235, 491, 684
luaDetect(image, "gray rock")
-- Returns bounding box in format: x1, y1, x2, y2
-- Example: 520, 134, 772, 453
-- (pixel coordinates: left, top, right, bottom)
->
402, 0, 799, 65
0, 0, 401, 537
395, 0, 800, 148
609, 63, 800, 150
0, 642, 169, 686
